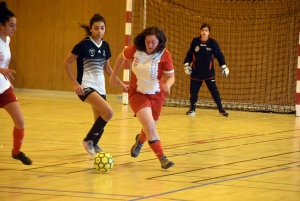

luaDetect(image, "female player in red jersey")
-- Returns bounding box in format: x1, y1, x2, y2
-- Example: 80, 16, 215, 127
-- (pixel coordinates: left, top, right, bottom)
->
0, 1, 32, 165
110, 26, 175, 169
64, 14, 127, 156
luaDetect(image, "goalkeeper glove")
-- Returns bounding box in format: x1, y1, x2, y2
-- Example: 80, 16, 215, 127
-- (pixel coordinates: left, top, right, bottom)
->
184, 63, 192, 75
221, 65, 229, 77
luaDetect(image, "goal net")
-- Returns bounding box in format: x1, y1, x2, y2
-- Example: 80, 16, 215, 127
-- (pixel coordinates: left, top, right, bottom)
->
132, 0, 300, 113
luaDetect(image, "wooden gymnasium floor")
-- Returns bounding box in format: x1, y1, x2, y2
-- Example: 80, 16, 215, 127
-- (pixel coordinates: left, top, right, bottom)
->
0, 89, 299, 201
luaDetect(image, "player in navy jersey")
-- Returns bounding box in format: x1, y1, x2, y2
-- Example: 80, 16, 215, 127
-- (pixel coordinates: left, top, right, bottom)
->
0, 1, 32, 165
64, 14, 127, 156
184, 23, 229, 117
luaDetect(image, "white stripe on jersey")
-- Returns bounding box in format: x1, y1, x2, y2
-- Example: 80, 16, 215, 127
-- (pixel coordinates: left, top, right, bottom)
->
81, 57, 106, 95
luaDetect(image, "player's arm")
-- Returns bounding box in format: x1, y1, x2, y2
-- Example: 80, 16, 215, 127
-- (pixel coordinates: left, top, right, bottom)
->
183, 39, 195, 75
162, 51, 175, 93
163, 71, 175, 94
213, 41, 229, 77
213, 41, 225, 66
63, 53, 84, 95
109, 53, 126, 86
104, 59, 127, 91
0, 52, 16, 81
0, 67, 16, 81
184, 39, 194, 64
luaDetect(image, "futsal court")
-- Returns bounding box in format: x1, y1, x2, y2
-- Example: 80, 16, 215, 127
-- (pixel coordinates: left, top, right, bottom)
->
0, 89, 299, 201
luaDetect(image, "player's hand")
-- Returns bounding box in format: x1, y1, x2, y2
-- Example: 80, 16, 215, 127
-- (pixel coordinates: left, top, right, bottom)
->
73, 82, 84, 95
184, 63, 192, 75
221, 65, 229, 77
119, 82, 128, 92
0, 68, 16, 81
162, 84, 171, 94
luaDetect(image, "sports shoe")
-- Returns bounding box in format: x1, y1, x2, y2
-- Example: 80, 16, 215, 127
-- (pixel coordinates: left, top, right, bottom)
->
94, 144, 103, 153
130, 134, 144, 157
219, 109, 229, 117
81, 140, 96, 156
12, 151, 32, 165
186, 109, 196, 115
160, 156, 174, 169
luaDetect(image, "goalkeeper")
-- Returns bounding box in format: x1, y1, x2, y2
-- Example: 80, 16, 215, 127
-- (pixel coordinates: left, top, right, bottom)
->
183, 23, 229, 117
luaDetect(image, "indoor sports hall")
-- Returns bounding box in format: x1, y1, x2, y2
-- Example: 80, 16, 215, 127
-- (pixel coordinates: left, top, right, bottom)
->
1, 0, 300, 200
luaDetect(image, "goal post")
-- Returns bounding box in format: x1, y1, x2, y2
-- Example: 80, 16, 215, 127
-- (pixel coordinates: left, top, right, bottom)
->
131, 0, 300, 114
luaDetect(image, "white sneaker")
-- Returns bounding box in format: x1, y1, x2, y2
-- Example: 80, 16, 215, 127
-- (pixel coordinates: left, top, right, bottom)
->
81, 140, 96, 156
186, 109, 196, 115
94, 144, 103, 153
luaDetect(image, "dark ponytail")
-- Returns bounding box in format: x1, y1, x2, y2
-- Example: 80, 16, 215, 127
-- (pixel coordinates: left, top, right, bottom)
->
79, 14, 106, 36
0, 1, 15, 25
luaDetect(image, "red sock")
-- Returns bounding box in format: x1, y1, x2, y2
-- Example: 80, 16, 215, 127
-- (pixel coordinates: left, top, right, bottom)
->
148, 140, 164, 159
12, 127, 24, 155
139, 129, 147, 143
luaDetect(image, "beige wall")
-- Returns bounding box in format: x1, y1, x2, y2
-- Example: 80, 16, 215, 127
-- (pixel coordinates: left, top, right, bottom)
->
5, 0, 126, 94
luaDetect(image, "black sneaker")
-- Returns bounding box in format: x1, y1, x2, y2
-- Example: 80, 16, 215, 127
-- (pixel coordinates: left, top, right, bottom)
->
220, 109, 229, 117
160, 156, 174, 169
130, 134, 144, 157
12, 151, 32, 165
186, 109, 196, 115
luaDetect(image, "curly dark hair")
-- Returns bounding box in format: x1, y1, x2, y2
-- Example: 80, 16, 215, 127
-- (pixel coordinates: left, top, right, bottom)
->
133, 26, 166, 53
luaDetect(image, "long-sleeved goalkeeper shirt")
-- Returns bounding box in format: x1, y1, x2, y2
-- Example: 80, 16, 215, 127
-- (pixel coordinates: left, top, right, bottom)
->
184, 36, 226, 80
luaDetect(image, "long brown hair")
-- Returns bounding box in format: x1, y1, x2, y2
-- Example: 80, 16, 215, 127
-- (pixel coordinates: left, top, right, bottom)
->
134, 26, 166, 53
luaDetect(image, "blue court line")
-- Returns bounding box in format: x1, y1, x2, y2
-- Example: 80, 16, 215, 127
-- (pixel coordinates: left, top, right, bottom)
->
128, 163, 300, 201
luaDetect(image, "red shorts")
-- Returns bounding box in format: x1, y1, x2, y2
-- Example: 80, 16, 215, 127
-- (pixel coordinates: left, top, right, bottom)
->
0, 87, 18, 108
129, 91, 165, 121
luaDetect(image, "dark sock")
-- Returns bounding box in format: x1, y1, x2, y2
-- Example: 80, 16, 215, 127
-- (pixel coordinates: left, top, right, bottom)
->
93, 129, 104, 146
84, 116, 107, 141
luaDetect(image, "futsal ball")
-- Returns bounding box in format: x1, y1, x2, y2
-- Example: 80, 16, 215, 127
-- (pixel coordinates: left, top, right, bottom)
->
94, 152, 114, 172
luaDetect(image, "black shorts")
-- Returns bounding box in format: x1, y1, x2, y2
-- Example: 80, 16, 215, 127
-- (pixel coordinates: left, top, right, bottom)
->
78, 87, 106, 102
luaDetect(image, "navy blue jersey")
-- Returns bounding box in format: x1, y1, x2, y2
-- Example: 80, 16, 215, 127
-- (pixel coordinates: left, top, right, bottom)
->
71, 37, 111, 94
184, 37, 226, 80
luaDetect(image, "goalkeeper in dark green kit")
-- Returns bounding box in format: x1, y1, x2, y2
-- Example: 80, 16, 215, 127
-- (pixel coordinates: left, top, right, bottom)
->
184, 23, 229, 117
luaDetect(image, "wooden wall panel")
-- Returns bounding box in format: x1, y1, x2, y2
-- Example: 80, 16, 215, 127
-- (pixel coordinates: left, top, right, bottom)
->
5, 0, 126, 94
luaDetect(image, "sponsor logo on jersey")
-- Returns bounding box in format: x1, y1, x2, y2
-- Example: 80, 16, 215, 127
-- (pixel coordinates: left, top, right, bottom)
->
98, 50, 101, 53
89, 48, 95, 57
206, 47, 212, 51
195, 46, 200, 52
103, 50, 106, 57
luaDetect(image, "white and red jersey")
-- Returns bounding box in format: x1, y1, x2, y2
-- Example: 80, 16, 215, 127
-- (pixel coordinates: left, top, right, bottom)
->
123, 46, 174, 96
0, 36, 11, 94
